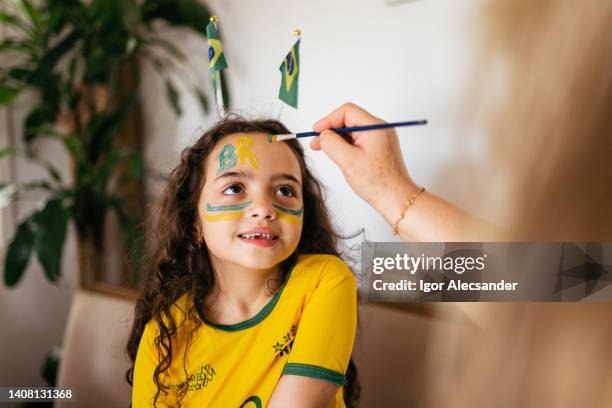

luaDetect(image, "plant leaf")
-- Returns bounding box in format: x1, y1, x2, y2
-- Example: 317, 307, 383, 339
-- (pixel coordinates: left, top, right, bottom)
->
4, 217, 34, 287
124, 150, 145, 180
0, 38, 31, 54
23, 106, 52, 143
63, 136, 86, 163
68, 56, 78, 80
141, 0, 212, 36
46, 0, 85, 35
109, 197, 144, 287
94, 147, 119, 195
8, 67, 32, 82
0, 12, 26, 32
18, 180, 54, 191
0, 13, 19, 25
87, 92, 137, 159
146, 36, 186, 60
33, 198, 69, 283
0, 146, 15, 159
0, 84, 20, 105
41, 346, 61, 387
37, 158, 63, 183
194, 87, 209, 114
0, 183, 18, 209
21, 0, 43, 31
164, 78, 181, 115
27, 28, 83, 86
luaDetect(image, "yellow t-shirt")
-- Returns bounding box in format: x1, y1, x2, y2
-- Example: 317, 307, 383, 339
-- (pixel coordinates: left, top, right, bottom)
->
132, 254, 358, 407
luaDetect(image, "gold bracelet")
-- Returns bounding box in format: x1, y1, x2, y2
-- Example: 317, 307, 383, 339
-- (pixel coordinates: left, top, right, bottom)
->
392, 186, 425, 236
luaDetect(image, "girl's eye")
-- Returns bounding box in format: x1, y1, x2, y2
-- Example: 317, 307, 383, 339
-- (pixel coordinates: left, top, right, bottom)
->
222, 183, 244, 195
276, 185, 296, 198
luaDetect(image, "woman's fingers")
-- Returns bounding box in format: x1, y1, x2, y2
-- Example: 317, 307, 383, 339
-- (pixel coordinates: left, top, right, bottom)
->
309, 102, 413, 208
309, 135, 321, 150
312, 102, 384, 133
318, 130, 359, 170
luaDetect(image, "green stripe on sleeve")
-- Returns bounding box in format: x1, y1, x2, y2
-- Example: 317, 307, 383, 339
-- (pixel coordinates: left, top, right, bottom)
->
282, 363, 345, 386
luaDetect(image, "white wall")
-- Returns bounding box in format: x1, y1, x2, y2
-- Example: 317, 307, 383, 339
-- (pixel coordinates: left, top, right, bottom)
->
141, 0, 491, 248
1, 0, 489, 389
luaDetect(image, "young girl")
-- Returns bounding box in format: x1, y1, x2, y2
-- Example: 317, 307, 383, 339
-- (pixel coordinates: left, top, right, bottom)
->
126, 118, 359, 407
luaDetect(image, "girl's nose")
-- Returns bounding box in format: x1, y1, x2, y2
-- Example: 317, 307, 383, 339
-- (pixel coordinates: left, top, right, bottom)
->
247, 198, 276, 220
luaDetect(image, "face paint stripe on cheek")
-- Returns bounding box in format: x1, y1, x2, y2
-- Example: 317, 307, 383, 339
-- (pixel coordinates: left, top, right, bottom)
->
272, 203, 303, 216
206, 201, 252, 212
204, 201, 251, 222
204, 211, 244, 222
273, 203, 304, 225
276, 212, 303, 225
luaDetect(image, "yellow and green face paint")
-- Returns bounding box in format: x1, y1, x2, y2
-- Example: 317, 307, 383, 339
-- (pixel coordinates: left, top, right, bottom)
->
272, 203, 303, 225
208, 135, 301, 225
205, 201, 252, 222
204, 201, 303, 224
236, 136, 259, 169
217, 144, 237, 175
216, 135, 259, 175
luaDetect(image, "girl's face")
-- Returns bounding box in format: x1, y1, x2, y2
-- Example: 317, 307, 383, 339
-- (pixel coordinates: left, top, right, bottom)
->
198, 132, 304, 271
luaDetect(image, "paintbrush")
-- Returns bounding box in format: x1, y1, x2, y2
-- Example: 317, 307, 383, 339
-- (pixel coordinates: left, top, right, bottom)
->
268, 120, 428, 142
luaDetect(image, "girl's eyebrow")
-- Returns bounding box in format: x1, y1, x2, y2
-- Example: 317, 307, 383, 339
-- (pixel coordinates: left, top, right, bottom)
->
271, 173, 301, 186
214, 171, 251, 182
214, 171, 301, 186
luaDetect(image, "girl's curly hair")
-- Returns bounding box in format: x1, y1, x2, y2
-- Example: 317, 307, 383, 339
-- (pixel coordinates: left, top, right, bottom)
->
125, 117, 360, 407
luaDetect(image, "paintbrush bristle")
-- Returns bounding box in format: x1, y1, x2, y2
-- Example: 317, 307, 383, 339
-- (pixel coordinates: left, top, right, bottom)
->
274, 134, 297, 142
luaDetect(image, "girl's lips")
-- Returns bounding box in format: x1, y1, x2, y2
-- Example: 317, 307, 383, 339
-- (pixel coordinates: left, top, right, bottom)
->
237, 227, 280, 247
237, 227, 279, 237
237, 236, 279, 247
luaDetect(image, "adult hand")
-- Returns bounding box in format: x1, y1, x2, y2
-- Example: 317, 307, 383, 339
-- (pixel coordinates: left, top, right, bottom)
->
311, 102, 497, 241
310, 102, 418, 217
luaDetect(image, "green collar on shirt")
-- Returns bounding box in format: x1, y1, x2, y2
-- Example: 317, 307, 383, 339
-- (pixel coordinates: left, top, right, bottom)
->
199, 258, 296, 332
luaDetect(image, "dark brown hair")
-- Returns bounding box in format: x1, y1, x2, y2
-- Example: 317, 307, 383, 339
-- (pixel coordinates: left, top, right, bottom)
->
125, 116, 360, 406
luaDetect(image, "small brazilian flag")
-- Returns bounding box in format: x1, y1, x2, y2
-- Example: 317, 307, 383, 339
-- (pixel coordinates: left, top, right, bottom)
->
206, 21, 228, 95
278, 39, 300, 108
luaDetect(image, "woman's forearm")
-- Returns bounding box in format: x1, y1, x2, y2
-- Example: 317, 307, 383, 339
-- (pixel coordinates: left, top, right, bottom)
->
371, 180, 502, 242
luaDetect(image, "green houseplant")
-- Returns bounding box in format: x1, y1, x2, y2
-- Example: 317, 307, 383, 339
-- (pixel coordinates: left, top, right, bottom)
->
0, 0, 225, 289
